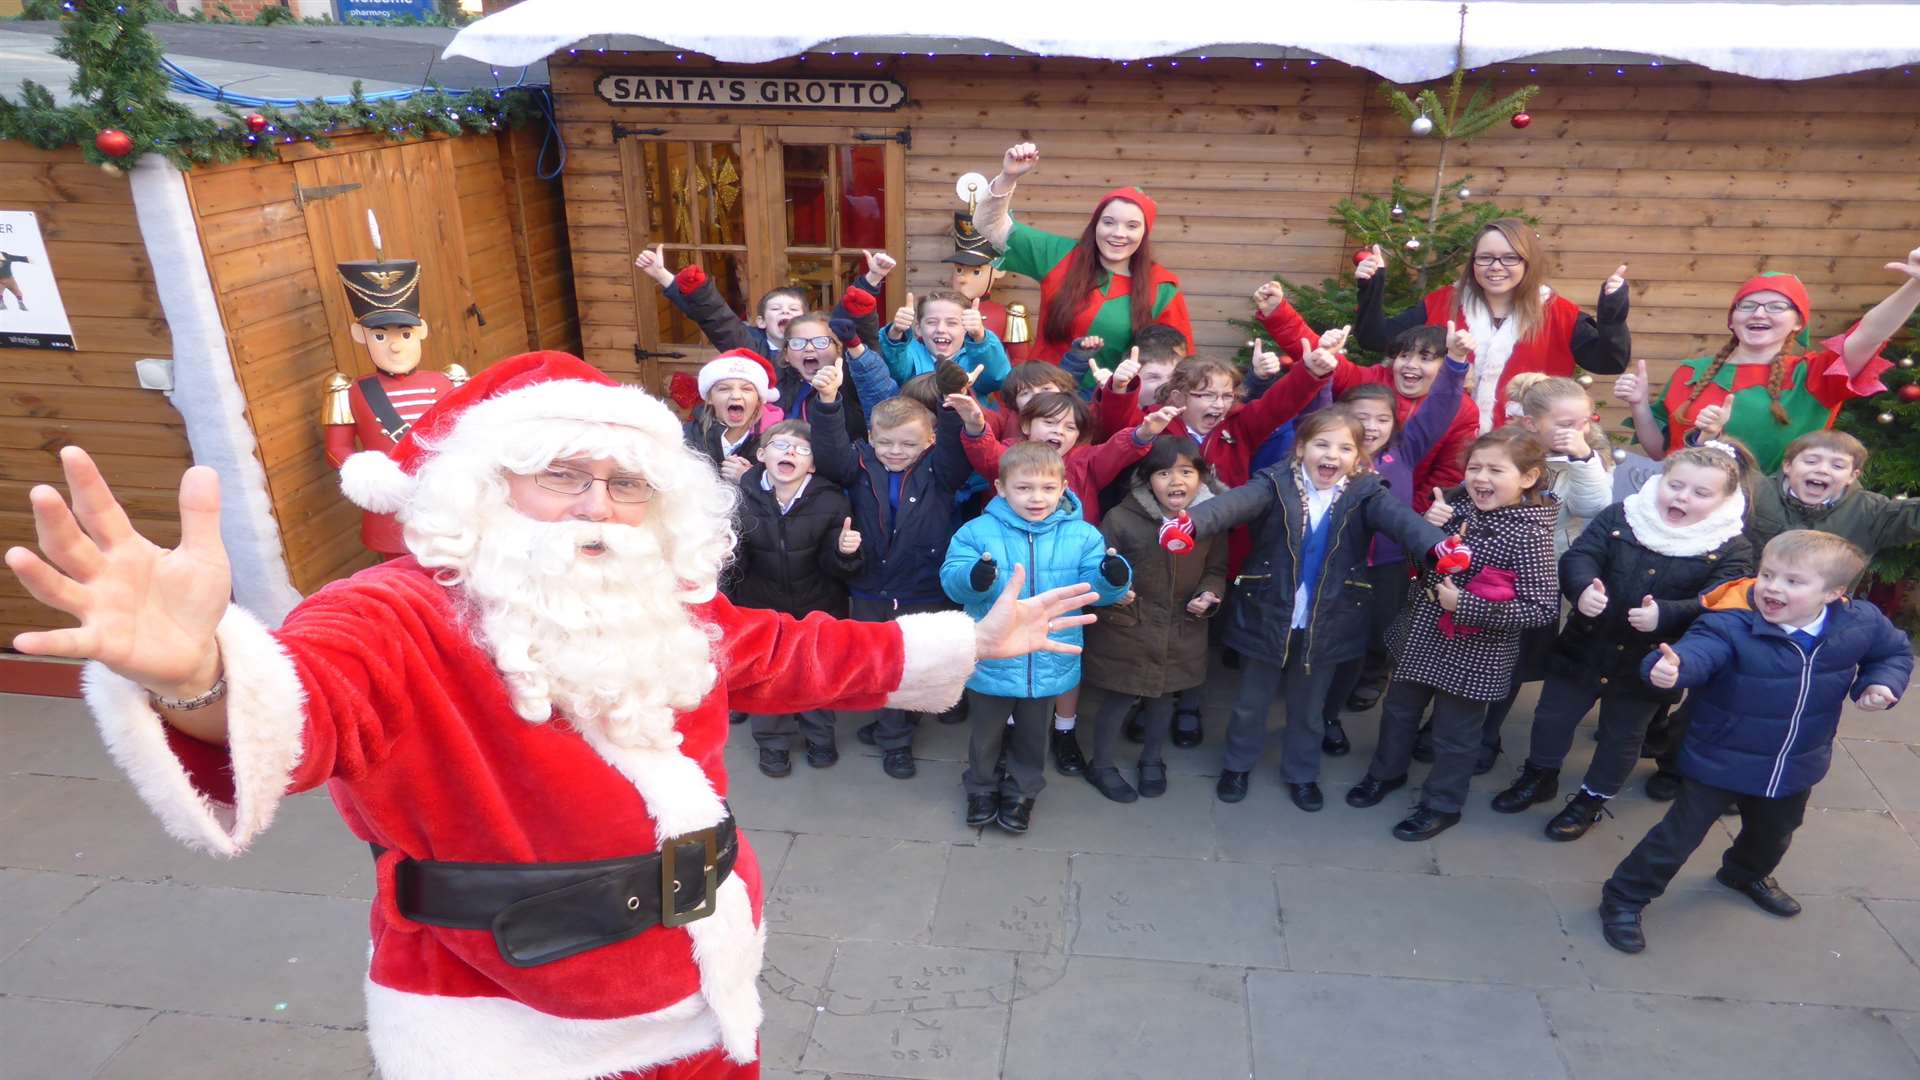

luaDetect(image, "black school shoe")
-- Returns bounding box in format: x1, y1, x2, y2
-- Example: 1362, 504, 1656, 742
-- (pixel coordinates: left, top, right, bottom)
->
1051, 728, 1087, 776
996, 796, 1035, 834
805, 743, 839, 768
1391, 805, 1461, 841
1716, 870, 1802, 917
1321, 720, 1351, 757
1216, 769, 1250, 803
1644, 770, 1683, 801
1345, 773, 1407, 808
1170, 711, 1205, 749
1287, 782, 1325, 812
1137, 760, 1168, 798
965, 793, 998, 827
1599, 902, 1646, 954
1490, 764, 1560, 814
1085, 765, 1139, 803
1545, 791, 1610, 841
757, 748, 792, 778
881, 748, 916, 779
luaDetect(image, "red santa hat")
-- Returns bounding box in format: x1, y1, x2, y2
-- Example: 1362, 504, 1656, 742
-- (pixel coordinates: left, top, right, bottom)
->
696, 349, 779, 403
1730, 272, 1814, 348
339, 351, 681, 515
1092, 186, 1157, 234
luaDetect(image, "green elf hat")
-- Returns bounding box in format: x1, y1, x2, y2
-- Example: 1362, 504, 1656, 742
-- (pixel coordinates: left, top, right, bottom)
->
1730, 272, 1813, 349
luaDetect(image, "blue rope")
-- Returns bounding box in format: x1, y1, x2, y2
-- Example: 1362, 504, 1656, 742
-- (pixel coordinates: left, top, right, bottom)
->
160, 56, 538, 108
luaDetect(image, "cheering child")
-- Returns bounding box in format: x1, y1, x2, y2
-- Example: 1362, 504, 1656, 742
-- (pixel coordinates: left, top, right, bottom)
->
942, 443, 1132, 833
1492, 445, 1754, 837
1350, 427, 1560, 840
1080, 438, 1228, 801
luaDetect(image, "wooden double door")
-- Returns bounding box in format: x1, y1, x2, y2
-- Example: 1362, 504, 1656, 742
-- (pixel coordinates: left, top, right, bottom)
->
619, 124, 907, 386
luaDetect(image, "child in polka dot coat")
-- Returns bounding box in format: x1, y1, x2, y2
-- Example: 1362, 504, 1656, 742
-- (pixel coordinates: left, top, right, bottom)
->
1349, 427, 1561, 842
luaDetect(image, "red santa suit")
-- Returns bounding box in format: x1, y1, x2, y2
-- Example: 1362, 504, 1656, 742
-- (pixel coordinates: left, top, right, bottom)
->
86, 353, 979, 1080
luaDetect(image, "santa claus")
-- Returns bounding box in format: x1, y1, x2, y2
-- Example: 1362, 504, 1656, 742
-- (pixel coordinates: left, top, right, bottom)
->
3, 352, 1097, 1080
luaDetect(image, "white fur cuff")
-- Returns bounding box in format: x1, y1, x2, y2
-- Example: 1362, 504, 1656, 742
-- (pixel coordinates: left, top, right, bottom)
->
82, 604, 307, 857
885, 611, 978, 713
339, 449, 413, 513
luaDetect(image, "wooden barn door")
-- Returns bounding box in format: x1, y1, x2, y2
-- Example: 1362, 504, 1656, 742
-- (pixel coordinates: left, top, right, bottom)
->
293, 140, 483, 379
619, 125, 905, 393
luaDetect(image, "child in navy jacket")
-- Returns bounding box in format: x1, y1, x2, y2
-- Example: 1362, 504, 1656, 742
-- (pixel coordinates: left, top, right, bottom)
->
1599, 530, 1913, 955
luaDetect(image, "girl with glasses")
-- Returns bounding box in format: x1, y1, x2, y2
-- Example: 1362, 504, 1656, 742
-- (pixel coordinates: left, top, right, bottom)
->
1354, 218, 1633, 435
1617, 247, 1920, 473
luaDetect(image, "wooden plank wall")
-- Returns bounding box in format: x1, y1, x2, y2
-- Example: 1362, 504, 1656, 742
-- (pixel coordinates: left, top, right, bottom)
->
549, 54, 1920, 400
498, 123, 583, 355
0, 146, 190, 643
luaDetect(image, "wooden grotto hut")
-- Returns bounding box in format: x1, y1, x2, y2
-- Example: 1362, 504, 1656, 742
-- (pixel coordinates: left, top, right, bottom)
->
442, 1, 1920, 395
0, 121, 576, 685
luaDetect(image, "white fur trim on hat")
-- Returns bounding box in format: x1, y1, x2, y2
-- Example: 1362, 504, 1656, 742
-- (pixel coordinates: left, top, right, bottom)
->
697, 355, 777, 404
456, 378, 688, 445
340, 450, 415, 514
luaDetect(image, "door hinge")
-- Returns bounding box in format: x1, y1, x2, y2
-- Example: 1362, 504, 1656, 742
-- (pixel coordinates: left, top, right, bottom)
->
853, 129, 911, 149
294, 182, 362, 210
613, 124, 669, 141
634, 345, 688, 361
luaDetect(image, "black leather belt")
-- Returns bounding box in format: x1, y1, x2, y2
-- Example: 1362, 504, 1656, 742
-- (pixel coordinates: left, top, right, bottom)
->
372, 816, 738, 968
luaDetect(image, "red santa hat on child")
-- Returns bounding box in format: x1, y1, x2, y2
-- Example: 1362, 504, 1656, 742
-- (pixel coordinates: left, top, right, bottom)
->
696, 348, 779, 403
339, 351, 682, 514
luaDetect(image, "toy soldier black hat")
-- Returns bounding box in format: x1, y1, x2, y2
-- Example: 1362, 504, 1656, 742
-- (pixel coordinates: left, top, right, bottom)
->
337, 260, 424, 328
941, 211, 999, 267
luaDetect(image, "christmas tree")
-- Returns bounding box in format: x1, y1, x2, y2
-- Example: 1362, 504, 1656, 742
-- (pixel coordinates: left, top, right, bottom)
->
1836, 306, 1920, 584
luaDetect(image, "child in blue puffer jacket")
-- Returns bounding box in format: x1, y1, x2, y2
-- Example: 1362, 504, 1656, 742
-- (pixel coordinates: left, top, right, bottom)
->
943, 442, 1131, 835
1598, 530, 1913, 956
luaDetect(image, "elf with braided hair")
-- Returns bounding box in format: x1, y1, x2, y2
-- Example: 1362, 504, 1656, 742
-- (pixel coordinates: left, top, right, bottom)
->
1618, 245, 1920, 473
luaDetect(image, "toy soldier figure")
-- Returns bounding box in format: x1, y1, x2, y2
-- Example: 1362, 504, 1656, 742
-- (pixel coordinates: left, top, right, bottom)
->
323, 255, 466, 555
943, 201, 1031, 363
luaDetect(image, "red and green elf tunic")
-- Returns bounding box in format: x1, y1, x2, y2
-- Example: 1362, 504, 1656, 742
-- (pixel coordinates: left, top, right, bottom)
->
997, 218, 1192, 367
1650, 326, 1889, 473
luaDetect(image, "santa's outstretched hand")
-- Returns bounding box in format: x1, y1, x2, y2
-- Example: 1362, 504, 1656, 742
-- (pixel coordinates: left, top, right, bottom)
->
973, 563, 1097, 660
5, 447, 229, 710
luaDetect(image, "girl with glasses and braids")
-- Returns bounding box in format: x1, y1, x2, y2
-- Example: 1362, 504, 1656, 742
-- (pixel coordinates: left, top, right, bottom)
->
1616, 245, 1920, 474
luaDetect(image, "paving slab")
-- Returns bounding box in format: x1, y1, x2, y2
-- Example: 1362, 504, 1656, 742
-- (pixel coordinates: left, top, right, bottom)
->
1894, 1011, 1920, 1069
1766, 807, 1920, 900
759, 932, 836, 1074
1548, 883, 1920, 1010
805, 941, 1014, 1080
762, 834, 948, 943
1003, 955, 1249, 1080
1248, 970, 1565, 1080
1809, 740, 1894, 811
94, 1012, 375, 1080
1845, 738, 1920, 812
3, 692, 118, 780
724, 740, 976, 844
1838, 702, 1918, 742
1067, 852, 1285, 969
745, 828, 795, 895
0, 995, 152, 1080
930, 845, 1069, 955
0, 880, 369, 1027
986, 763, 1224, 861
1274, 866, 1584, 987
0, 775, 372, 901
1863, 897, 1920, 967
1431, 785, 1730, 886
1211, 778, 1440, 874
1539, 987, 1920, 1080
0, 868, 96, 962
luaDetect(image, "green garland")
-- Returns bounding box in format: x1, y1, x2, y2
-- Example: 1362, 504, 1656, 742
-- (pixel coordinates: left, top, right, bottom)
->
0, 0, 537, 170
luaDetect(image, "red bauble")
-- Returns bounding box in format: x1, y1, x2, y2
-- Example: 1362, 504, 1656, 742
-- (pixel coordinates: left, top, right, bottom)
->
245, 113, 268, 133
1353, 249, 1373, 265
1510, 112, 1533, 130
1898, 383, 1920, 403
94, 129, 133, 158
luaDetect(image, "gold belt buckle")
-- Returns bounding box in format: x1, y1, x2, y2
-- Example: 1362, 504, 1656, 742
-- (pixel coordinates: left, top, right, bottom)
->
660, 825, 720, 928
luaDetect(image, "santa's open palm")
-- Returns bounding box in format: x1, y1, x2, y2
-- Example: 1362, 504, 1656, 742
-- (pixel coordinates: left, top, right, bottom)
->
5, 447, 229, 694
972, 564, 1097, 661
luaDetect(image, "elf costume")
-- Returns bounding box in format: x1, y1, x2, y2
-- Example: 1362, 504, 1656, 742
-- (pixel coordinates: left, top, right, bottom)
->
95, 352, 979, 1080
1648, 273, 1890, 473
992, 187, 1193, 367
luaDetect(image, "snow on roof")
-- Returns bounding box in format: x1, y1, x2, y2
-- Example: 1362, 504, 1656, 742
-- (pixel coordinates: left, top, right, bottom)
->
445, 0, 1920, 82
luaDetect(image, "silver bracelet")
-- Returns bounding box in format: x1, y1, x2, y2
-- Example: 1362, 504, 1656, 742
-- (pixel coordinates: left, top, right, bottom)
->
148, 677, 228, 712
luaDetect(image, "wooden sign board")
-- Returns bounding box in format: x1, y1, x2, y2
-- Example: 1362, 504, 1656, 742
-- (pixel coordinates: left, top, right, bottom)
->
595, 72, 906, 110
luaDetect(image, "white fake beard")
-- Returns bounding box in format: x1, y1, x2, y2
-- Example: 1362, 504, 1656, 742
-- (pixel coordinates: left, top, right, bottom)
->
459, 513, 719, 751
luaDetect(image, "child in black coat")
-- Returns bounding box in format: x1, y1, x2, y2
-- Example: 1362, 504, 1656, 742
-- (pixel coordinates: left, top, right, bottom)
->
1491, 445, 1753, 837
729, 419, 866, 777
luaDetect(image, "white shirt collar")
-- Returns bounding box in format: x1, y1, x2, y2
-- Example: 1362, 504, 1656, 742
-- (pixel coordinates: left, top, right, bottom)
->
1781, 608, 1828, 638
760, 470, 811, 513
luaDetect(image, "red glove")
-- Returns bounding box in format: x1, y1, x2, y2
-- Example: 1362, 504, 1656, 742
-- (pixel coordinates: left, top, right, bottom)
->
673, 264, 708, 293
842, 286, 877, 317
668, 371, 701, 411
1159, 513, 1196, 555
1433, 534, 1472, 575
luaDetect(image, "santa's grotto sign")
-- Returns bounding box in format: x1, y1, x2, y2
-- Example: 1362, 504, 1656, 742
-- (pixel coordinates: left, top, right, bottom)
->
596, 72, 906, 110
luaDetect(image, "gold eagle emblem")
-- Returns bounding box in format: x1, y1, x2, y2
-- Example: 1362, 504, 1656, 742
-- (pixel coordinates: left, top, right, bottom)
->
364, 268, 408, 289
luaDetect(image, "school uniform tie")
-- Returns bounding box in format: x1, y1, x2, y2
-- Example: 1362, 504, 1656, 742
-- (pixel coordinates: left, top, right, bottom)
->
1789, 629, 1819, 651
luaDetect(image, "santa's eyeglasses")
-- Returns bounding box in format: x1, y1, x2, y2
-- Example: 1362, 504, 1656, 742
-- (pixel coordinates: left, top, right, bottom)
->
532, 466, 655, 503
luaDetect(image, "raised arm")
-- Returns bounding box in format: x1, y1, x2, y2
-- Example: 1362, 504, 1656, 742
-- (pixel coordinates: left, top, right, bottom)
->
1567, 266, 1632, 375
1846, 245, 1920, 372
972, 143, 1038, 251
648, 260, 759, 354
1186, 471, 1279, 537
1353, 254, 1429, 353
